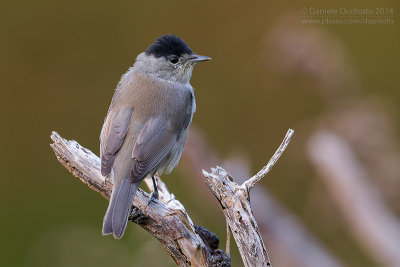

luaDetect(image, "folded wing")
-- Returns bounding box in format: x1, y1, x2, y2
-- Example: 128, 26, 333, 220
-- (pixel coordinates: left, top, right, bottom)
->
130, 117, 177, 182
100, 108, 133, 176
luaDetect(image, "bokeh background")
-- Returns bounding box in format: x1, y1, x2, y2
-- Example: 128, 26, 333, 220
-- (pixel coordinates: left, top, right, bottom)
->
1, 0, 400, 266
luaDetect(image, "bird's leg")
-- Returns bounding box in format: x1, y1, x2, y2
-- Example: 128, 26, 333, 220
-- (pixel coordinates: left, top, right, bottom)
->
150, 175, 159, 201
102, 174, 111, 187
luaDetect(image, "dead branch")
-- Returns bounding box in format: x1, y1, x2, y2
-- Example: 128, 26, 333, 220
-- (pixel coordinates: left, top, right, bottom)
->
244, 129, 294, 190
51, 128, 294, 267
182, 127, 346, 267
223, 157, 346, 267
50, 131, 229, 267
202, 129, 294, 267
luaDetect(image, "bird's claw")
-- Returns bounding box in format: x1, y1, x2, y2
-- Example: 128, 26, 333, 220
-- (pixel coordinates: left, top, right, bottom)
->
102, 176, 111, 187
150, 190, 159, 202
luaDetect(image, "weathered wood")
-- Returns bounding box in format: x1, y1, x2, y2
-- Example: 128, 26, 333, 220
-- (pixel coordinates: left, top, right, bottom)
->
50, 131, 229, 267
50, 128, 293, 267
203, 129, 294, 267
184, 128, 343, 267
244, 129, 294, 190
203, 167, 271, 267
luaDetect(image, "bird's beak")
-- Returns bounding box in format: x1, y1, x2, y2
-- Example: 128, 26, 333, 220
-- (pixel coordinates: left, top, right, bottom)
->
189, 55, 211, 63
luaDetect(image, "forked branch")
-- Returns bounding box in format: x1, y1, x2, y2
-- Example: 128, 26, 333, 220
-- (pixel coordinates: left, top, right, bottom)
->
202, 129, 294, 267
50, 128, 293, 267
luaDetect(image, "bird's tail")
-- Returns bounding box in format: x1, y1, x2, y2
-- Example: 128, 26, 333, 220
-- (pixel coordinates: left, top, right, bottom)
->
102, 177, 140, 239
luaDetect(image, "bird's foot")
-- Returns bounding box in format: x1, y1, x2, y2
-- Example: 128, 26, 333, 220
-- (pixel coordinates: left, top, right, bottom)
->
102, 176, 111, 187
149, 190, 159, 203
145, 191, 159, 209
148, 175, 159, 203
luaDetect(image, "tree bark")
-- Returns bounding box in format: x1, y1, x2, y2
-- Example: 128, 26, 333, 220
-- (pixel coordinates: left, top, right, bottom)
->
202, 129, 294, 267
50, 132, 229, 267
50, 128, 293, 266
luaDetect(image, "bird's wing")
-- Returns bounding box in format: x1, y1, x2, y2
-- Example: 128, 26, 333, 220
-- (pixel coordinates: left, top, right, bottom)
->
100, 108, 133, 176
177, 91, 194, 135
130, 117, 176, 183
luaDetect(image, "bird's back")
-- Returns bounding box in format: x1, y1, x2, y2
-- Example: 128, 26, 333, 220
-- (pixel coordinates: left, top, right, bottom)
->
101, 70, 195, 182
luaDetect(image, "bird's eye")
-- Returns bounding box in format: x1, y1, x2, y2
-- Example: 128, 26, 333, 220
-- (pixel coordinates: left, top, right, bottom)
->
169, 56, 179, 64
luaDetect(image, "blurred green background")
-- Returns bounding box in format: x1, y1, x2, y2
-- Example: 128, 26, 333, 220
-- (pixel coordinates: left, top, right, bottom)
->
1, 0, 399, 266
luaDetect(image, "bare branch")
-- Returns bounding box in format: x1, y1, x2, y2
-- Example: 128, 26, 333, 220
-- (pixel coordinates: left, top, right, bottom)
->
225, 221, 231, 257
201, 129, 294, 266
223, 157, 346, 267
143, 176, 189, 213
50, 131, 229, 267
50, 127, 296, 267
203, 167, 272, 267
183, 127, 344, 267
243, 129, 294, 190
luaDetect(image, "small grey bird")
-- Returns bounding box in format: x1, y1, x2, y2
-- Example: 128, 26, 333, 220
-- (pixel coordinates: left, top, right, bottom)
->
100, 34, 210, 239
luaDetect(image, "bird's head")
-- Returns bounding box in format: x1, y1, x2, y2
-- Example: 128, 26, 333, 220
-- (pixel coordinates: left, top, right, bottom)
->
134, 34, 210, 84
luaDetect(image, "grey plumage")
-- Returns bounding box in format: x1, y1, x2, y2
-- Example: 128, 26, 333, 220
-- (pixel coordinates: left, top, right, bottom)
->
100, 34, 210, 239
101, 108, 133, 177
103, 178, 139, 238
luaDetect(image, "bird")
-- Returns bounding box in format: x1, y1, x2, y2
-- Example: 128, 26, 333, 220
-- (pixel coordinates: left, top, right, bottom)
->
100, 34, 210, 239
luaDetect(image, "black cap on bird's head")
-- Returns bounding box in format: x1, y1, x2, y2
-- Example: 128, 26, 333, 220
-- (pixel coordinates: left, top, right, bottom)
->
145, 34, 194, 58
138, 34, 210, 83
